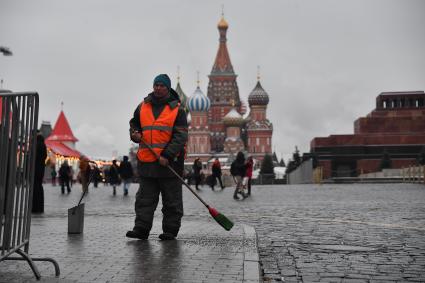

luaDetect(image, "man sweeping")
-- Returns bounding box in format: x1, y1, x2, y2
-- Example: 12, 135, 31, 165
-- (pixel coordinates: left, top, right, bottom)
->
126, 74, 188, 240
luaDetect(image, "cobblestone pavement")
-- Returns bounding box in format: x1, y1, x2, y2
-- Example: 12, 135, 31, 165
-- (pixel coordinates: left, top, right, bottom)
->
236, 183, 425, 283
1, 182, 425, 282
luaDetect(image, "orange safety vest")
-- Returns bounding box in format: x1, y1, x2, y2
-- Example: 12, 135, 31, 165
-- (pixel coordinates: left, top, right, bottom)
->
137, 101, 180, 162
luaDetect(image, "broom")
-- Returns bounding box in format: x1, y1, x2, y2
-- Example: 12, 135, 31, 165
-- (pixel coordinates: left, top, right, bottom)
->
139, 138, 234, 231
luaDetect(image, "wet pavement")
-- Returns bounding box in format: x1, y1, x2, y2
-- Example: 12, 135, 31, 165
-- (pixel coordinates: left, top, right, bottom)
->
0, 183, 259, 282
1, 182, 425, 282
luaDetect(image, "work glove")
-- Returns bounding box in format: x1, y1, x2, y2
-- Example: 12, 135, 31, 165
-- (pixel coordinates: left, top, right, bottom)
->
129, 129, 142, 143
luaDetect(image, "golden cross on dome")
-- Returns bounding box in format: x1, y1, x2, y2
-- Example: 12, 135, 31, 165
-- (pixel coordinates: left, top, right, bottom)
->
61, 101, 64, 111
221, 4, 224, 17
196, 71, 200, 87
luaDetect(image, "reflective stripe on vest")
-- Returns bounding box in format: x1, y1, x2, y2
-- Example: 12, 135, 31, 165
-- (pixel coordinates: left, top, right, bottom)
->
137, 101, 180, 162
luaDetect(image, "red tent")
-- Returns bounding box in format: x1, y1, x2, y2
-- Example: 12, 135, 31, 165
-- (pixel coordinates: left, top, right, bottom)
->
46, 110, 81, 158
45, 140, 81, 158
46, 110, 78, 143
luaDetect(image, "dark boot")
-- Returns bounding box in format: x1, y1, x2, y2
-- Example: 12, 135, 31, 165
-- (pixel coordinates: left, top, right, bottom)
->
126, 229, 149, 240
233, 187, 240, 200
159, 232, 176, 241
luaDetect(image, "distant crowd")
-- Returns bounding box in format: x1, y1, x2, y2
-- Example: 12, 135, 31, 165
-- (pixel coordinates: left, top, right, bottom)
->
50, 155, 134, 196
186, 151, 254, 200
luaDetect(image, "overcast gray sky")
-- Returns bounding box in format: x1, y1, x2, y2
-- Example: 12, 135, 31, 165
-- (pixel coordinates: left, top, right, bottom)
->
1, 0, 424, 161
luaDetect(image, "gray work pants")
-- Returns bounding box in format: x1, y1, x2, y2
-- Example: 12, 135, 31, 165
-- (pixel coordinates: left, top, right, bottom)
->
134, 177, 183, 236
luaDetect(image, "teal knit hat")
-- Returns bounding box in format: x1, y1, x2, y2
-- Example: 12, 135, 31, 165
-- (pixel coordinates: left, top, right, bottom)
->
153, 74, 171, 90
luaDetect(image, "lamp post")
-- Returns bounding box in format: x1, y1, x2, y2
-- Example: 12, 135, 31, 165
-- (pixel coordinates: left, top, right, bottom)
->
0, 46, 13, 56
0, 46, 13, 89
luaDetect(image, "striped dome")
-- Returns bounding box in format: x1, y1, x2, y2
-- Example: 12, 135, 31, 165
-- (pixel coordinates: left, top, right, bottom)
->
188, 86, 211, 112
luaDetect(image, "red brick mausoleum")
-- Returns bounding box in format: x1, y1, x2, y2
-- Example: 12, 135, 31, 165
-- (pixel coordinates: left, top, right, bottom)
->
310, 91, 425, 179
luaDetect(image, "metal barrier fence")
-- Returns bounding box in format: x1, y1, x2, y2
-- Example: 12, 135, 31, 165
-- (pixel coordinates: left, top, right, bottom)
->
402, 165, 425, 184
0, 92, 59, 279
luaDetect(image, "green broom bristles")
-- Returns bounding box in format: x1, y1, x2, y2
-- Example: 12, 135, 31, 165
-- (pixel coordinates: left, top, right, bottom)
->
209, 206, 234, 231
214, 213, 234, 231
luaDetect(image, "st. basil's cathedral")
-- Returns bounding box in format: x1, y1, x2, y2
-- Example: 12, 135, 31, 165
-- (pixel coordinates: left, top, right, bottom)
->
175, 15, 273, 165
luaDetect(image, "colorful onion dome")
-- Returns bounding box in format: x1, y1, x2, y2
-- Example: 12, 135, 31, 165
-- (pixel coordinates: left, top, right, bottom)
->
223, 107, 244, 126
218, 16, 228, 29
248, 81, 269, 106
188, 86, 211, 112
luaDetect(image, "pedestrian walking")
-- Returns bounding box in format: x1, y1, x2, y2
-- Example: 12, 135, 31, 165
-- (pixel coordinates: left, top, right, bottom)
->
126, 73, 188, 241
51, 166, 57, 186
211, 157, 224, 190
109, 160, 120, 195
230, 151, 247, 200
92, 165, 101, 188
79, 156, 91, 193
245, 156, 253, 196
59, 161, 71, 194
119, 156, 133, 196
32, 132, 47, 213
69, 166, 74, 187
103, 167, 109, 186
193, 158, 202, 191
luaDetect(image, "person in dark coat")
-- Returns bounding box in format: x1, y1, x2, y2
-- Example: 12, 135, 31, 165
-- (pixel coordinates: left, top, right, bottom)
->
32, 133, 47, 213
126, 74, 188, 241
230, 151, 247, 200
51, 166, 57, 186
192, 158, 202, 191
211, 157, 224, 190
109, 160, 120, 195
119, 155, 133, 196
59, 161, 71, 194
92, 165, 101, 188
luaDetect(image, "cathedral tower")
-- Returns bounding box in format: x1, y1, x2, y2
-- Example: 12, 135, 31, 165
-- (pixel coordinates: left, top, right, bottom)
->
246, 76, 273, 160
207, 14, 241, 152
187, 78, 211, 162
